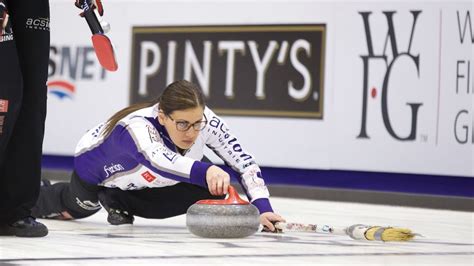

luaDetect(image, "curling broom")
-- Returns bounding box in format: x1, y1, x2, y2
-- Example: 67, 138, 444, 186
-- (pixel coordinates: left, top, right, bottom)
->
82, 3, 118, 71
263, 222, 417, 242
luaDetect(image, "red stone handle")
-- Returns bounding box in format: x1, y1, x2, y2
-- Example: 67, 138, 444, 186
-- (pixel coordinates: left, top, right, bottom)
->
196, 185, 250, 205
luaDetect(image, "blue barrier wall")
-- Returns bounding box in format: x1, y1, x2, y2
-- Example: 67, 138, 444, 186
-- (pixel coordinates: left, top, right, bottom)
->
42, 155, 474, 198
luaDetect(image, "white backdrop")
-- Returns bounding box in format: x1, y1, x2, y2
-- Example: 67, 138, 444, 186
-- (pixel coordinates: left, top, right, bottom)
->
43, 0, 473, 177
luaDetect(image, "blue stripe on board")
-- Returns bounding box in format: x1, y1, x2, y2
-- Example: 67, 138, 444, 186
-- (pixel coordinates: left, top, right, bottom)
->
261, 167, 474, 198
43, 154, 74, 170
42, 155, 474, 198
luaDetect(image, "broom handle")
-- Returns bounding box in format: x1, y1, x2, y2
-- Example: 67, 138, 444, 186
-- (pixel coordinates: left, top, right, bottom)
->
274, 222, 374, 240
274, 222, 348, 236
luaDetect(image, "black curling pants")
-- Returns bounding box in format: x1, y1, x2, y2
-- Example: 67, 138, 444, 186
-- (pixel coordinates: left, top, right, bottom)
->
101, 154, 224, 218
32, 172, 102, 219
101, 183, 224, 219
0, 0, 50, 224
33, 171, 224, 220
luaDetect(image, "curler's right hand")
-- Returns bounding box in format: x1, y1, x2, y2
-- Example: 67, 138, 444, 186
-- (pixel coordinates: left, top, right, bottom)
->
206, 165, 230, 196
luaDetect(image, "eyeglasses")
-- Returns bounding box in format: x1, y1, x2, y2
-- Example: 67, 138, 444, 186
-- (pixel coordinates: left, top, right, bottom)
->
167, 114, 207, 131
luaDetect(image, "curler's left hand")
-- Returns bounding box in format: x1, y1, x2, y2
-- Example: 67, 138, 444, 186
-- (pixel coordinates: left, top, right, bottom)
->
260, 212, 286, 232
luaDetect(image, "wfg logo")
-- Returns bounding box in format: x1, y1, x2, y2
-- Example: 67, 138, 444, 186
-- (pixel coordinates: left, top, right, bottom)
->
357, 11, 423, 141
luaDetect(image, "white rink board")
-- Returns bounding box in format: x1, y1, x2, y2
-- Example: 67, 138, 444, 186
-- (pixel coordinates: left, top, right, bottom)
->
43, 0, 473, 177
0, 196, 473, 265
330, 2, 474, 176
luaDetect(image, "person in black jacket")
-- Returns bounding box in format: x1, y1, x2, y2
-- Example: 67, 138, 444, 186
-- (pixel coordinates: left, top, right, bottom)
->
0, 0, 103, 238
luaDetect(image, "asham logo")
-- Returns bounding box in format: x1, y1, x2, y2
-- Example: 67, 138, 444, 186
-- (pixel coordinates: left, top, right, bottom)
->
358, 11, 423, 141
47, 45, 107, 100
75, 198, 101, 211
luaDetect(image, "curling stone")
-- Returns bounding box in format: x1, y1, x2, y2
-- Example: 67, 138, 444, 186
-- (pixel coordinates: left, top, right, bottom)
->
186, 185, 260, 238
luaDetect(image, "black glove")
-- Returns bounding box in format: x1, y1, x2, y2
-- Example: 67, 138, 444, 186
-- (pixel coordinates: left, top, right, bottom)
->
0, 0, 8, 32
74, 0, 103, 16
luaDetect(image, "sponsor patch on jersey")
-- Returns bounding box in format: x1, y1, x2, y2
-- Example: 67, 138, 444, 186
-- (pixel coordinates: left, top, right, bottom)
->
146, 124, 160, 143
141, 171, 157, 182
0, 99, 9, 113
0, 115, 4, 134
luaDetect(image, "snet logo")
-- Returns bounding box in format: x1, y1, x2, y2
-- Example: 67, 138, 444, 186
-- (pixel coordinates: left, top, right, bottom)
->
47, 45, 107, 100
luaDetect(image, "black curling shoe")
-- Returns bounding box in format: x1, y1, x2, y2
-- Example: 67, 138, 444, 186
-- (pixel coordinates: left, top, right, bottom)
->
107, 208, 134, 226
98, 190, 134, 226
0, 216, 48, 237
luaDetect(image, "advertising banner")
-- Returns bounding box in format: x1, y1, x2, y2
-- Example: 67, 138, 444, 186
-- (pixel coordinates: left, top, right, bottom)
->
130, 24, 326, 119
43, 0, 472, 177
331, 2, 473, 176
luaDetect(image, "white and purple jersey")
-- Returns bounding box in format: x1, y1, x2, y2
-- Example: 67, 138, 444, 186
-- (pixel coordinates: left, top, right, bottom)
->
74, 104, 273, 213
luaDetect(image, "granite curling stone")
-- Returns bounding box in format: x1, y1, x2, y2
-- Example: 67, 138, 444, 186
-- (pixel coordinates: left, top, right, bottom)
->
186, 185, 260, 238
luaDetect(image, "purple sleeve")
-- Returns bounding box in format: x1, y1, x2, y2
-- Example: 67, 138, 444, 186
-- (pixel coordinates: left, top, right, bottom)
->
190, 161, 212, 187
251, 198, 274, 214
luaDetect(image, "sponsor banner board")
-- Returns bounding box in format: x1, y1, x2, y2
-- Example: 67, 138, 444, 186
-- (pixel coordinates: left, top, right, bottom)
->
44, 0, 472, 177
